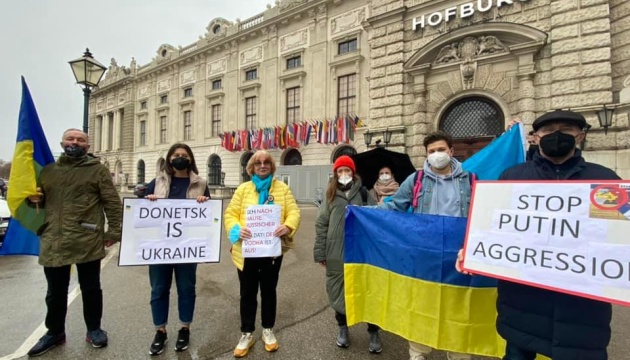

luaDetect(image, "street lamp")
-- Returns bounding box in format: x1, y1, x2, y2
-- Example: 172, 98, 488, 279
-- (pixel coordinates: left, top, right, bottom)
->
596, 104, 615, 135
69, 48, 107, 134
382, 128, 393, 147
363, 131, 373, 147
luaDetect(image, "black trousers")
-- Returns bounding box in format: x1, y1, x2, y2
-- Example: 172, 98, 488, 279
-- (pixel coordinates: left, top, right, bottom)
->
502, 343, 537, 360
237, 256, 283, 333
44, 259, 102, 335
335, 311, 380, 333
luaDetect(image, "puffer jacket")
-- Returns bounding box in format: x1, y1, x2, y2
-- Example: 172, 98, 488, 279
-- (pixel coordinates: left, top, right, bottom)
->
224, 178, 300, 270
497, 149, 620, 360
38, 154, 122, 267
314, 179, 376, 314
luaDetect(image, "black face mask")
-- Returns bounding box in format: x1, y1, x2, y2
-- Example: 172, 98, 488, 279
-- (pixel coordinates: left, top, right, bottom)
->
539, 131, 576, 158
171, 157, 190, 171
64, 144, 87, 158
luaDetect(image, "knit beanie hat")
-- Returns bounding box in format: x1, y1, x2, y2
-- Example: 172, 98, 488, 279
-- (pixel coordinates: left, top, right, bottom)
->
333, 155, 356, 173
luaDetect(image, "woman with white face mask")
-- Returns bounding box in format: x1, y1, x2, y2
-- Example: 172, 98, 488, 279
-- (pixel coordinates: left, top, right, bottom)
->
314, 155, 383, 354
369, 166, 400, 204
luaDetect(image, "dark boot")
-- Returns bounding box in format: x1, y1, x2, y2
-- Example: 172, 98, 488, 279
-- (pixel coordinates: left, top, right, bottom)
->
336, 325, 349, 348
368, 330, 382, 353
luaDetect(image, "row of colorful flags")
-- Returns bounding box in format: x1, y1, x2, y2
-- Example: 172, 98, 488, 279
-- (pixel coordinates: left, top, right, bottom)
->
220, 115, 364, 152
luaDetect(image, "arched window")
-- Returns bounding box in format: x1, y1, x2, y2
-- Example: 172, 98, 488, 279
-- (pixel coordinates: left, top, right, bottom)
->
331, 145, 357, 163
439, 96, 505, 160
440, 97, 504, 138
137, 160, 145, 184
208, 155, 222, 186
241, 152, 253, 182
284, 149, 302, 165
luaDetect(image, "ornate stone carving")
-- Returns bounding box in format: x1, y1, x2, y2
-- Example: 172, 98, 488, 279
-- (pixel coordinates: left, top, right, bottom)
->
207, 57, 227, 77
460, 61, 477, 90
433, 36, 508, 65
620, 75, 630, 103
157, 78, 171, 92
205, 18, 231, 41
330, 7, 367, 36
279, 0, 307, 11
435, 44, 460, 64
478, 36, 507, 55
180, 69, 195, 85
279, 28, 309, 54
138, 85, 149, 99
240, 45, 263, 67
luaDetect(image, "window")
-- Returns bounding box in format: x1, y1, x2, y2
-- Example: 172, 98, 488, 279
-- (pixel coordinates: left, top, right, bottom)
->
440, 97, 504, 138
160, 95, 168, 104
245, 69, 257, 81
241, 152, 253, 182
160, 116, 167, 143
208, 155, 222, 186
212, 105, 221, 137
286, 56, 301, 69
183, 88, 192, 97
338, 39, 358, 54
212, 79, 222, 90
140, 101, 147, 109
139, 120, 146, 146
183, 111, 192, 141
137, 160, 145, 184
245, 97, 257, 130
286, 87, 300, 124
337, 74, 356, 116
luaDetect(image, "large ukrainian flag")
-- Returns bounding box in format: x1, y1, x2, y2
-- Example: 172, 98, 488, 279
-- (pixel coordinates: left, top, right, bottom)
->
0, 77, 54, 256
344, 208, 504, 357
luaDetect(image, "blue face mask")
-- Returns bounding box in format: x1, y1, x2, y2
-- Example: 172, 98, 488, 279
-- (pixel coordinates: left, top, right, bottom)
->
64, 144, 87, 158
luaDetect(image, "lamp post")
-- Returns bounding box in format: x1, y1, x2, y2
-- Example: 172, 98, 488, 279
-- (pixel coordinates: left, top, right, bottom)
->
68, 48, 107, 134
596, 105, 615, 135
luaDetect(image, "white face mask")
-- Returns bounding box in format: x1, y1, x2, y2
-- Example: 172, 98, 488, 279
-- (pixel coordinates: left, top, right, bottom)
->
338, 174, 352, 186
379, 174, 392, 182
427, 152, 451, 169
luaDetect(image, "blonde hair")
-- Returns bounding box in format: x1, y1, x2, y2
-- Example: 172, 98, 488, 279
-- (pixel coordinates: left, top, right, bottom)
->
246, 150, 277, 176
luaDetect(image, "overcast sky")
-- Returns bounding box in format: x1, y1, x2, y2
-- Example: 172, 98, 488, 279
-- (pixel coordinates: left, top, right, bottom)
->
0, 0, 270, 161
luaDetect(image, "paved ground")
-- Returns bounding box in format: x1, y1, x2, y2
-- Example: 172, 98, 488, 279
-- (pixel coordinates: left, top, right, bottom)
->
1, 202, 630, 360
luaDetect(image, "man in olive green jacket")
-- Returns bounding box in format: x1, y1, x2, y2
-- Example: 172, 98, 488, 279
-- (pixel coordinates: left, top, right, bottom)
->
27, 129, 122, 357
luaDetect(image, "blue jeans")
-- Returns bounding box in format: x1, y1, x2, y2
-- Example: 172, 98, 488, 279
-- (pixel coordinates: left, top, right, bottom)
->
503, 343, 537, 360
149, 263, 197, 328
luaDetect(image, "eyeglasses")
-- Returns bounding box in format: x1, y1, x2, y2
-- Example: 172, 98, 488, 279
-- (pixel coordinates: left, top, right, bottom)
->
254, 160, 271, 167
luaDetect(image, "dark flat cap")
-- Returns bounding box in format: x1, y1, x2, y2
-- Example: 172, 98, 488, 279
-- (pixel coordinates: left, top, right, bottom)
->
532, 110, 587, 131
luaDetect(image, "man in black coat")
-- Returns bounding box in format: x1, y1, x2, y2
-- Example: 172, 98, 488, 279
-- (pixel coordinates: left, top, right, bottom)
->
497, 110, 620, 360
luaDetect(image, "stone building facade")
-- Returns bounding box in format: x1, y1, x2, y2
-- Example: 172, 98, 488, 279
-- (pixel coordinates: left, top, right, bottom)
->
91, 0, 630, 190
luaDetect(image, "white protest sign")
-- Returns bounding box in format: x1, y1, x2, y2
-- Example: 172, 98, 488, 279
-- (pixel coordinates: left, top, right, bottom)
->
243, 205, 281, 258
463, 181, 630, 306
119, 198, 223, 265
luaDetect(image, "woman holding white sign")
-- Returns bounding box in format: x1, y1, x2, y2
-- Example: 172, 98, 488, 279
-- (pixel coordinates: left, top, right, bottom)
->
224, 150, 300, 358
144, 143, 210, 356
313, 155, 382, 353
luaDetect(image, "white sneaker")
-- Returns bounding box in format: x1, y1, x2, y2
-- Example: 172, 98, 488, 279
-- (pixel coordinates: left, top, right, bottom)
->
234, 333, 255, 358
262, 328, 279, 352
410, 355, 427, 360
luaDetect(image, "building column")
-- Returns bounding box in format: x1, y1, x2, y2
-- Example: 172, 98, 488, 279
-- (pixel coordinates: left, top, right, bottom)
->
517, 73, 536, 125
94, 115, 102, 152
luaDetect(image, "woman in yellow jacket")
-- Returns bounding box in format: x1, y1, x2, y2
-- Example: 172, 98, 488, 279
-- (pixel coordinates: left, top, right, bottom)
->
224, 150, 300, 358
